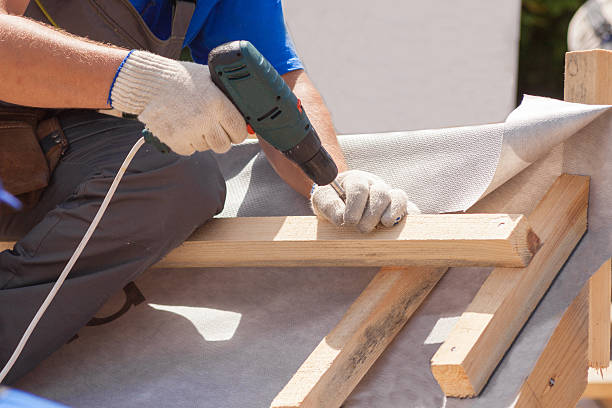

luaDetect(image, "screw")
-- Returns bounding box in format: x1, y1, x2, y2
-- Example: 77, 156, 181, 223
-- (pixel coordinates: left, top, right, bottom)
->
548, 378, 555, 387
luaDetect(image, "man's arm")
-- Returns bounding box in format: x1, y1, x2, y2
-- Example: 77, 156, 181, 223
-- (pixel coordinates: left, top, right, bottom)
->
2, 0, 28, 15
0, 1, 127, 108
257, 69, 348, 197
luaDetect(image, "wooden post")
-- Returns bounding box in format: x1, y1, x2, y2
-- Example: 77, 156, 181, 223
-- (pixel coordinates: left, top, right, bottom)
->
157, 214, 538, 268
565, 49, 612, 370
565, 49, 612, 104
589, 259, 612, 369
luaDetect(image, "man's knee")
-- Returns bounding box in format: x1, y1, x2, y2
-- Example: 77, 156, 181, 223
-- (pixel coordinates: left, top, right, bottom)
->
156, 151, 227, 229
123, 149, 226, 253
1, 147, 226, 289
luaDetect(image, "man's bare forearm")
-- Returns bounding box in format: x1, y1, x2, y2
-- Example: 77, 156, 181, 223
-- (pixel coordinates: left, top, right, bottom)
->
259, 69, 348, 197
0, 3, 344, 190
0, 8, 127, 108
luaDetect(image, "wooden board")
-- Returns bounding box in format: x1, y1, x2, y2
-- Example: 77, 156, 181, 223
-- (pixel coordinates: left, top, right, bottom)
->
0, 214, 540, 268
565, 48, 612, 373
589, 259, 612, 369
1, 214, 538, 268
153, 214, 539, 268
0, 214, 539, 268
271, 266, 447, 408
583, 365, 612, 399
565, 49, 612, 104
430, 174, 589, 397
514, 284, 589, 407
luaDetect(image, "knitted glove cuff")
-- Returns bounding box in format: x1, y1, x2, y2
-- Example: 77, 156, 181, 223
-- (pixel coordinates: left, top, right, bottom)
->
109, 50, 180, 114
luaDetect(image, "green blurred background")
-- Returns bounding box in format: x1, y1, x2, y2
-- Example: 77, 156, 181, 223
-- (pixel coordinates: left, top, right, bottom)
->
518, 0, 586, 102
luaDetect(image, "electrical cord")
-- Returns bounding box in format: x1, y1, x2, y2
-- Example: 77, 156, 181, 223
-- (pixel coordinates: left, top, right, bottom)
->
0, 137, 146, 383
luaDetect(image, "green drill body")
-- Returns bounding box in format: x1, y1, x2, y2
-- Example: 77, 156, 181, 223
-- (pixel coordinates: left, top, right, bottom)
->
208, 40, 340, 187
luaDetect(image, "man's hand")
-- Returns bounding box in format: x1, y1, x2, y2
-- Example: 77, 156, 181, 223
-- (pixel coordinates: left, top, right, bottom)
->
311, 170, 420, 233
110, 50, 248, 155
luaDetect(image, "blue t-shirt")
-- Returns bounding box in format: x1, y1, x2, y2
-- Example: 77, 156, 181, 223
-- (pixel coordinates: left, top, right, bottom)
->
129, 0, 303, 75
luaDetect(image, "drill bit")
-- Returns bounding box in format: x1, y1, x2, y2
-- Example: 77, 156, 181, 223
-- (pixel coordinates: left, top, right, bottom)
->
330, 179, 346, 201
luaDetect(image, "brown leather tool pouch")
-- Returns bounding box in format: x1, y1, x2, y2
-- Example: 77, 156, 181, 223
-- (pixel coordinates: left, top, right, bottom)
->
0, 107, 68, 213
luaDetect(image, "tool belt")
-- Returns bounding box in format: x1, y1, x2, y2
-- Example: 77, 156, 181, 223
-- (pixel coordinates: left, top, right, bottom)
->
0, 106, 68, 213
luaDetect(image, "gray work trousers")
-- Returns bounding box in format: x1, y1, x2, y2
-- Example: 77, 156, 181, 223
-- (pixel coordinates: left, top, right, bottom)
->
0, 110, 226, 384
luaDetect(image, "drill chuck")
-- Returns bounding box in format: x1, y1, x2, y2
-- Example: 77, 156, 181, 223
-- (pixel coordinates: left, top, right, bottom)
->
281, 128, 338, 186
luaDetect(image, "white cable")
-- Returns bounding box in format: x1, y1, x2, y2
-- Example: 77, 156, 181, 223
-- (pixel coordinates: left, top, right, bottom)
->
0, 136, 146, 383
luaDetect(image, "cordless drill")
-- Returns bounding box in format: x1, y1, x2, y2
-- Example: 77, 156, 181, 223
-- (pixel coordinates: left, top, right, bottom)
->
207, 41, 344, 197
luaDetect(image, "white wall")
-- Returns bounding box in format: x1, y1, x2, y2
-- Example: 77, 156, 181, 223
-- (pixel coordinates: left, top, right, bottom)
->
283, 1, 522, 134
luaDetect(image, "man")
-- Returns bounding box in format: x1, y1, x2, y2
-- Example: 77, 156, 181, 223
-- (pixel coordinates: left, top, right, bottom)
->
0, 0, 416, 383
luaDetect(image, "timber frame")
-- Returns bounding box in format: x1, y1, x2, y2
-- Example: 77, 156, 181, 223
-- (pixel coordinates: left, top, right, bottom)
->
272, 174, 589, 408
269, 49, 610, 408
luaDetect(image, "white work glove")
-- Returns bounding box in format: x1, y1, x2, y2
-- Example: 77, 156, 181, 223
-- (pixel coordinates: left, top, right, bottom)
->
109, 50, 248, 155
311, 170, 421, 233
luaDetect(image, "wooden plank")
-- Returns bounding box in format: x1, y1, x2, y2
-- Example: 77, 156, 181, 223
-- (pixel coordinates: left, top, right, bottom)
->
565, 49, 612, 373
589, 259, 612, 369
513, 285, 589, 408
430, 174, 589, 397
0, 215, 538, 268
154, 214, 539, 268
565, 49, 612, 104
583, 365, 612, 400
271, 266, 447, 408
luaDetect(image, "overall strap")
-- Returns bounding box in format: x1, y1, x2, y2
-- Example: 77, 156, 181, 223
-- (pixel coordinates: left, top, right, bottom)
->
28, 0, 196, 59
172, 0, 196, 40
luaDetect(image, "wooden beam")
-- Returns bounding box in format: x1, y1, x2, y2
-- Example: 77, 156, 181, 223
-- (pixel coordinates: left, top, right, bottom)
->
430, 174, 589, 397
271, 266, 447, 408
565, 49, 612, 373
589, 259, 612, 369
565, 49, 612, 104
154, 214, 539, 268
0, 214, 539, 268
2, 214, 538, 268
514, 284, 589, 407
583, 365, 612, 400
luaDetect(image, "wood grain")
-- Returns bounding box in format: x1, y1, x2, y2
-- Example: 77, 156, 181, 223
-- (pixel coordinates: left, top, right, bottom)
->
589, 259, 612, 369
430, 174, 589, 397
565, 48, 612, 372
514, 285, 589, 407
271, 266, 447, 408
565, 49, 612, 104
151, 214, 539, 268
